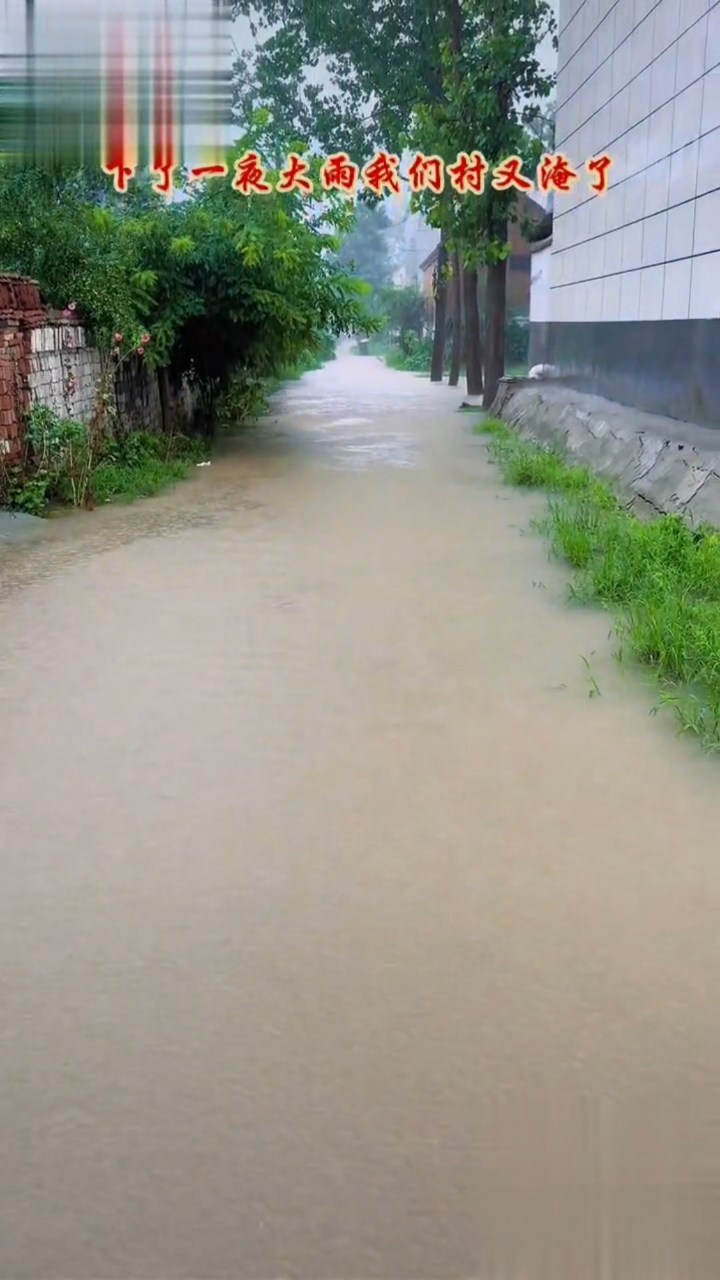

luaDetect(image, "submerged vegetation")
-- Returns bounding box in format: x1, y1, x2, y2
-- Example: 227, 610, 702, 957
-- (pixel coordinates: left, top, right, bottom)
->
477, 418, 720, 753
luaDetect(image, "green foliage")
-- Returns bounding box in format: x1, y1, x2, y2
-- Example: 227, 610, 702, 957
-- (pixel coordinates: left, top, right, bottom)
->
22, 403, 95, 508
89, 457, 189, 505
0, 146, 375, 430
232, 0, 556, 400
385, 336, 433, 372
336, 203, 395, 294
3, 405, 209, 513
378, 285, 427, 338
3, 468, 50, 516
216, 335, 337, 433
479, 418, 720, 752
215, 367, 274, 431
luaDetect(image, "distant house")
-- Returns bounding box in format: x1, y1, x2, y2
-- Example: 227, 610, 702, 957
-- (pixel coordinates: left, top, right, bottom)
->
419, 192, 548, 326
391, 212, 443, 289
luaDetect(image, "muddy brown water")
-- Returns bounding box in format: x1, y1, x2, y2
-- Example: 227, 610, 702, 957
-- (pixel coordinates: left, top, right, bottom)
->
1, 353, 720, 1279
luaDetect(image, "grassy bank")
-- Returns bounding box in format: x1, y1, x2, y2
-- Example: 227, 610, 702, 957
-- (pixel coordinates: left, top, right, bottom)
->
2, 413, 209, 517
476, 417, 720, 753
89, 432, 207, 506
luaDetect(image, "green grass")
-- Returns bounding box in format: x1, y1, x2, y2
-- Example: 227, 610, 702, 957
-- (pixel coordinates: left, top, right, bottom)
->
90, 457, 191, 504
477, 417, 720, 753
84, 432, 208, 506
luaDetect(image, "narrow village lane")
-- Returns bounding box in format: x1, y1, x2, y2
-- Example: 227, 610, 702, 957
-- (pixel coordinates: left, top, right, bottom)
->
1, 352, 720, 1277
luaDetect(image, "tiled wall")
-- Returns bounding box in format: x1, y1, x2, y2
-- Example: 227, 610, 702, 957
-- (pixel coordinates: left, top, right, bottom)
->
552, 0, 720, 324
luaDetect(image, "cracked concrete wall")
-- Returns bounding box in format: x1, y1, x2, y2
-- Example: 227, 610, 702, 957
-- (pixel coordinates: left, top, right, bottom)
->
489, 379, 720, 526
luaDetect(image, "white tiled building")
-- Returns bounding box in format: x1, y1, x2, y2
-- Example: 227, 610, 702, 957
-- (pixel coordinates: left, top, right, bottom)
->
532, 0, 720, 424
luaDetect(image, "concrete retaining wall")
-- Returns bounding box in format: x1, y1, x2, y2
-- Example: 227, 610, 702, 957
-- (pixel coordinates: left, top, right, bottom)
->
489, 378, 720, 526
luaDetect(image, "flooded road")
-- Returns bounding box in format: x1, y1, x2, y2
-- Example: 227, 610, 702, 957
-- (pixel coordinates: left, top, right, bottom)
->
1, 352, 720, 1278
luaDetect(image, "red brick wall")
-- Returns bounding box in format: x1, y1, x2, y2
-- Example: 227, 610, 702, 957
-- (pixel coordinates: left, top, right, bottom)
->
0, 273, 196, 464
0, 276, 47, 464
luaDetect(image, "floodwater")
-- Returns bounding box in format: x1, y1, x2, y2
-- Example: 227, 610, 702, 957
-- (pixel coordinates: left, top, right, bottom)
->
1, 351, 720, 1279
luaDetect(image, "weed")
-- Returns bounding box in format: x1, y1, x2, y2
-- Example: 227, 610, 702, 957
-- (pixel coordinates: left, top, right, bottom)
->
90, 457, 188, 504
581, 654, 601, 698
2, 405, 209, 514
472, 419, 507, 435
385, 340, 433, 373
3, 465, 49, 516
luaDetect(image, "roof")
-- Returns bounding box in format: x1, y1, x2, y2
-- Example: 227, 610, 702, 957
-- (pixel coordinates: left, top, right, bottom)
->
519, 192, 547, 221
419, 244, 440, 272
529, 235, 553, 253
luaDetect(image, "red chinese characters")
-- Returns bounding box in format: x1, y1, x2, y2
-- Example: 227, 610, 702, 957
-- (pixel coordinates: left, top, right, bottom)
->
586, 154, 612, 194
537, 152, 578, 194
232, 152, 273, 195
361, 151, 401, 196
408, 153, 445, 193
103, 162, 135, 194
491, 155, 534, 192
189, 165, 229, 182
277, 153, 313, 194
151, 162, 175, 197
320, 153, 360, 195
447, 152, 488, 194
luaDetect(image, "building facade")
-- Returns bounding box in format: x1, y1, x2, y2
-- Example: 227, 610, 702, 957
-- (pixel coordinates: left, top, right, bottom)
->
530, 0, 720, 425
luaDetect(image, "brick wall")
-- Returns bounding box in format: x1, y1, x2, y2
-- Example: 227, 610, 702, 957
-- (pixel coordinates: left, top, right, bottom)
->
29, 323, 103, 424
0, 276, 47, 462
0, 273, 198, 466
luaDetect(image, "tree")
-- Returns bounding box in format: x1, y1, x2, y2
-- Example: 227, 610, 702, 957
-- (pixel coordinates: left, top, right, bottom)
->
378, 285, 427, 349
426, 0, 555, 403
448, 251, 463, 387
475, 1, 554, 406
231, 0, 460, 384
336, 201, 395, 294
0, 142, 377, 430
231, 0, 555, 401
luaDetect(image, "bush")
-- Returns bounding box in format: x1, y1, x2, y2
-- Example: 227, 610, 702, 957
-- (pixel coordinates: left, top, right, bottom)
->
90, 457, 189, 504
3, 405, 209, 513
0, 161, 374, 430
385, 335, 432, 372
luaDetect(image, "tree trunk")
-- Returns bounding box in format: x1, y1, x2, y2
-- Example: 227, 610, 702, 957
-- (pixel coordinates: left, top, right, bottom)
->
483, 230, 508, 409
463, 265, 483, 398
158, 366, 171, 434
430, 230, 448, 383
448, 252, 463, 387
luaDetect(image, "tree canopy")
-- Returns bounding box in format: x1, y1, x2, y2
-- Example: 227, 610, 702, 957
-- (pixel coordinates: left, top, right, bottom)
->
0, 140, 377, 420
335, 201, 395, 294
232, 0, 556, 401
